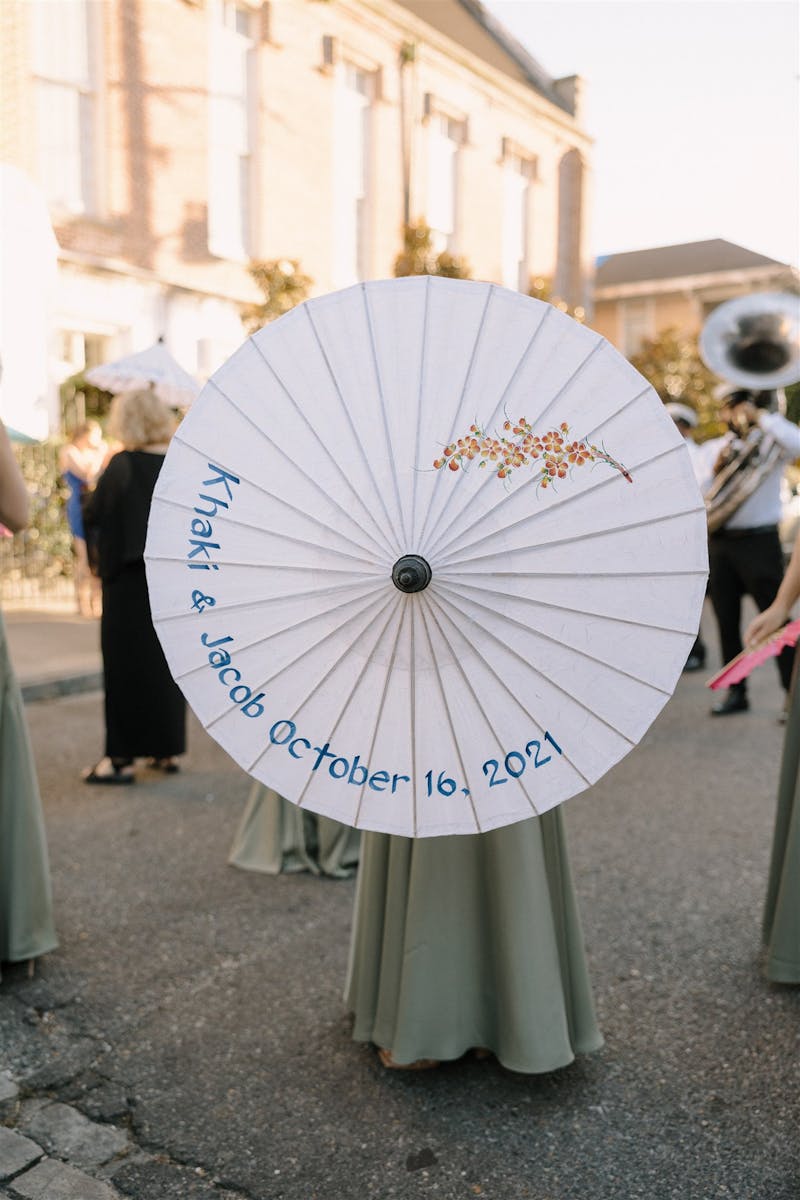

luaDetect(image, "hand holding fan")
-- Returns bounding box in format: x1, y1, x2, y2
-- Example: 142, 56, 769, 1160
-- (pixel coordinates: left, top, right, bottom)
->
707, 619, 800, 691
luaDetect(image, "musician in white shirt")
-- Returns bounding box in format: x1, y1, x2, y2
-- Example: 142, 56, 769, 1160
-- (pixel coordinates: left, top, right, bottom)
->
704, 389, 800, 718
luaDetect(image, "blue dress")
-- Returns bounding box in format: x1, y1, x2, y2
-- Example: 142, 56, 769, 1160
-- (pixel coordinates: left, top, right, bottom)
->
63, 468, 87, 539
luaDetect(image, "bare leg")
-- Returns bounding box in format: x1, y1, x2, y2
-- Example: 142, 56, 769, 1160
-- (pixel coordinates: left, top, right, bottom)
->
73, 538, 96, 617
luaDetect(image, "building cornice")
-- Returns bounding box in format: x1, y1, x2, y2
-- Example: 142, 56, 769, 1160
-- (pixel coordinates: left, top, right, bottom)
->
594, 263, 799, 302
57, 248, 257, 307
335, 0, 592, 148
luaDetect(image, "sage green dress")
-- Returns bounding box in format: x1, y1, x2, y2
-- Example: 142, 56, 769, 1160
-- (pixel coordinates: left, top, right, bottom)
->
0, 610, 57, 973
345, 810, 603, 1073
229, 782, 361, 879
762, 670, 800, 983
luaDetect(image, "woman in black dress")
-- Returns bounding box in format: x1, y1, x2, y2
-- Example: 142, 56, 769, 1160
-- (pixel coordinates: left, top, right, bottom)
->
82, 390, 186, 784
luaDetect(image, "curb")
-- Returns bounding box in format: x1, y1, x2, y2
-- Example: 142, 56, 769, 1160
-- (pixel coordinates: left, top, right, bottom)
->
21, 673, 103, 704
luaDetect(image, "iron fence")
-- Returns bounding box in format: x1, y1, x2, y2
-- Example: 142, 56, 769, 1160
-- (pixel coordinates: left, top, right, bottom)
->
0, 442, 75, 608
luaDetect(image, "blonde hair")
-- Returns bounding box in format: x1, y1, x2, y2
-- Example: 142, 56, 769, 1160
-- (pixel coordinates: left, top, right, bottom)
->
70, 422, 100, 441
70, 419, 102, 445
107, 389, 175, 450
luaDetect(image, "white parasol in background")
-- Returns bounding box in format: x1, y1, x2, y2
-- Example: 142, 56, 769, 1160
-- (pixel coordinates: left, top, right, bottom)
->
144, 277, 707, 837
86, 338, 200, 409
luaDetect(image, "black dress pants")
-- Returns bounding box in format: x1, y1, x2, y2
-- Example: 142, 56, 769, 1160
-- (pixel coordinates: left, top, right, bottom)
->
708, 526, 794, 692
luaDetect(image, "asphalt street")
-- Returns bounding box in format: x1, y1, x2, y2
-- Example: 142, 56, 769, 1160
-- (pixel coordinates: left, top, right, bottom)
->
2, 613, 799, 1200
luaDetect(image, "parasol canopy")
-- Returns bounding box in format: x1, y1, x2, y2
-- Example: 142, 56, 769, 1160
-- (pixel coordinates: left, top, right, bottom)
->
145, 278, 708, 837
85, 340, 200, 409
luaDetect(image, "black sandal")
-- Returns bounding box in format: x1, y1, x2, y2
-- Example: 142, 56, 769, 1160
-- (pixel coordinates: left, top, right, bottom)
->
147, 758, 180, 774
82, 757, 135, 785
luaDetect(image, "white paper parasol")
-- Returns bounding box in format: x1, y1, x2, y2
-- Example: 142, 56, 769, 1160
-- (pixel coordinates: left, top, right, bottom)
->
145, 278, 708, 837
86, 340, 200, 408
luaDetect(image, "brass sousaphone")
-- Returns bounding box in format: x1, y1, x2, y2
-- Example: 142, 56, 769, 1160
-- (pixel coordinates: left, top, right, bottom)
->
699, 292, 800, 533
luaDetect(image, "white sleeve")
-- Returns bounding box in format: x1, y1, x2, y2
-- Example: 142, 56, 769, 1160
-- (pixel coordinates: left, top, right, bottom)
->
759, 411, 800, 459
690, 436, 725, 493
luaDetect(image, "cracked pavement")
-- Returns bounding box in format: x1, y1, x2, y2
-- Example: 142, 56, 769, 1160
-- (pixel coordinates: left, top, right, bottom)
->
1, 633, 799, 1198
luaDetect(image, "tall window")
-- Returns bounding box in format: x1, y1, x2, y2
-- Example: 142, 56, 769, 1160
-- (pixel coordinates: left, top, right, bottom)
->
208, 1, 255, 260
502, 153, 534, 292
426, 112, 462, 254
333, 63, 373, 287
32, 0, 97, 214
621, 299, 653, 356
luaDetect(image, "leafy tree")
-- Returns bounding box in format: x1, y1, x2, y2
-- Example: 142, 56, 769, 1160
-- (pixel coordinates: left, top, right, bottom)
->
630, 330, 800, 435
0, 441, 74, 598
629, 327, 722, 438
394, 221, 471, 280
528, 276, 586, 324
242, 259, 313, 333
60, 373, 114, 433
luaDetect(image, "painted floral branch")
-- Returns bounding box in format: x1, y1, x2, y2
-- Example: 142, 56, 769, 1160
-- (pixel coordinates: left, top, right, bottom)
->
433, 418, 633, 491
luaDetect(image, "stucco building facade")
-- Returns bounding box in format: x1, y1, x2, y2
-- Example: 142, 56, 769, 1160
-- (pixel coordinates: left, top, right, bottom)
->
591, 239, 798, 358
0, 0, 590, 436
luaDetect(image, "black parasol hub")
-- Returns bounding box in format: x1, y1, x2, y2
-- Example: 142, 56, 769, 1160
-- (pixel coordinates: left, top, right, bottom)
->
392, 554, 432, 593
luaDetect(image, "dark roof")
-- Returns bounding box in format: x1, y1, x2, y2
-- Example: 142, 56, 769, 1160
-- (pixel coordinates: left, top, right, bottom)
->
394, 0, 574, 115
595, 239, 789, 287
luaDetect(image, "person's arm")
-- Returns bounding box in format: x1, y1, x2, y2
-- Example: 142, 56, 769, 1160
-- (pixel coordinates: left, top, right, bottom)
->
59, 442, 95, 483
90, 441, 109, 481
691, 436, 723, 494
81, 460, 108, 531
0, 420, 30, 532
99, 441, 120, 473
745, 528, 800, 645
753, 408, 800, 459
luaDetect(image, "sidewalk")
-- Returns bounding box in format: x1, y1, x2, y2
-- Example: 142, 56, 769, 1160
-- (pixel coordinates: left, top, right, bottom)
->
3, 607, 102, 702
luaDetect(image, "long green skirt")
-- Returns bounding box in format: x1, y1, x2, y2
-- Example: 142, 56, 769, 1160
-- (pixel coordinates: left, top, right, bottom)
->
229, 782, 361, 879
763, 672, 800, 983
345, 810, 602, 1073
0, 610, 57, 970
